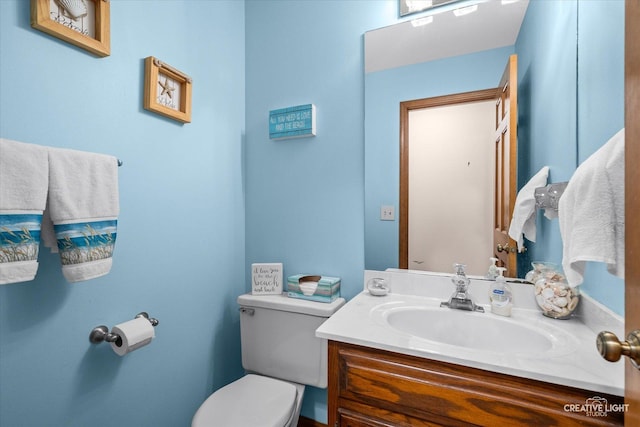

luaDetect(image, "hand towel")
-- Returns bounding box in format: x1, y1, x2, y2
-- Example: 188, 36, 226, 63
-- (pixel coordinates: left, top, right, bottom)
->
0, 138, 49, 285
508, 166, 549, 252
559, 129, 625, 287
46, 147, 119, 283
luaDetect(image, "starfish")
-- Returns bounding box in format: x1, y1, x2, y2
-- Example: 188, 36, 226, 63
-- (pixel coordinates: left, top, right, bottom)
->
159, 77, 175, 99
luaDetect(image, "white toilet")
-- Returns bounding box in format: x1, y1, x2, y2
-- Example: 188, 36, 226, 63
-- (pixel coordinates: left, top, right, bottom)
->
192, 293, 345, 427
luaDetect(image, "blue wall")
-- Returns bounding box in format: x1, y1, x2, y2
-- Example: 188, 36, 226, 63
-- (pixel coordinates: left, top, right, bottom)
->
0, 1, 246, 426
574, 0, 625, 313
514, 0, 578, 280
516, 0, 624, 315
244, 1, 392, 421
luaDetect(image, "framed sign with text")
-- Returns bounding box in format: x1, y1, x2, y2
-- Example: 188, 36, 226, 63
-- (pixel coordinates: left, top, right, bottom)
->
269, 104, 316, 140
251, 263, 283, 295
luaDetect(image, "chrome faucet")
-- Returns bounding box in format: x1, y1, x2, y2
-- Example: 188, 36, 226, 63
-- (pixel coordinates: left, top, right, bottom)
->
440, 263, 484, 313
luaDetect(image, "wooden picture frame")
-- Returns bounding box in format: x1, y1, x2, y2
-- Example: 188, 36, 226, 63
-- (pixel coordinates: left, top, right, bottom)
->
30, 0, 110, 57
143, 56, 193, 124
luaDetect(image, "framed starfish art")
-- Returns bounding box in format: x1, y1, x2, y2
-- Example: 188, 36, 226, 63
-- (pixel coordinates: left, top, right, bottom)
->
143, 56, 192, 123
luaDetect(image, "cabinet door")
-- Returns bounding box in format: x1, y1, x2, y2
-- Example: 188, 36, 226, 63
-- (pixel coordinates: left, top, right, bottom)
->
329, 341, 624, 427
338, 411, 392, 427
338, 408, 443, 427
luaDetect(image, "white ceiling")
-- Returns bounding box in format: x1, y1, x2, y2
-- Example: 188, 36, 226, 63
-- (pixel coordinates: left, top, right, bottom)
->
365, 0, 530, 73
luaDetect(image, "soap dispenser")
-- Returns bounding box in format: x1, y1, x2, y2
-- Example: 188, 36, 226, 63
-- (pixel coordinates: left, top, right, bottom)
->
489, 267, 513, 317
486, 257, 499, 280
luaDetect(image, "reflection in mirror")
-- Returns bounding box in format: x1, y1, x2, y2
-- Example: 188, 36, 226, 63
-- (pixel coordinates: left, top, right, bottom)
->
365, 1, 529, 74
400, 0, 463, 17
572, 0, 624, 313
364, 0, 625, 315
399, 90, 497, 276
364, 0, 530, 276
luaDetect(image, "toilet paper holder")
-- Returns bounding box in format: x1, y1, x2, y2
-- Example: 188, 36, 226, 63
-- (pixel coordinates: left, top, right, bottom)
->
89, 312, 159, 344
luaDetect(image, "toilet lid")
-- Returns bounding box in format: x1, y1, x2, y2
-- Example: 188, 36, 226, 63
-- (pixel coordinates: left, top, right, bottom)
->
192, 374, 298, 427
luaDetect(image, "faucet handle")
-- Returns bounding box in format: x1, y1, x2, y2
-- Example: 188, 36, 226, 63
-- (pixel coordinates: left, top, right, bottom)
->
453, 263, 467, 274
452, 263, 469, 280
443, 262, 484, 313
451, 263, 470, 290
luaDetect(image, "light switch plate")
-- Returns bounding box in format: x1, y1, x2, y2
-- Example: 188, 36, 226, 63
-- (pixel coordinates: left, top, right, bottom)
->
381, 205, 395, 221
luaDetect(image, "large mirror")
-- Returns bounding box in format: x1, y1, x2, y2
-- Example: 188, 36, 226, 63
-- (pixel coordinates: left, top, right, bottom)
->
363, 0, 624, 313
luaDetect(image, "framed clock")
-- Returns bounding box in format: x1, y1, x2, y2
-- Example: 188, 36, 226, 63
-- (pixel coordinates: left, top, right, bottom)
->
31, 0, 110, 57
143, 56, 192, 124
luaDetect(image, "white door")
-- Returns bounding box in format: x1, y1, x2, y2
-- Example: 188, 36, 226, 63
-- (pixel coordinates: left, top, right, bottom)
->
407, 100, 495, 275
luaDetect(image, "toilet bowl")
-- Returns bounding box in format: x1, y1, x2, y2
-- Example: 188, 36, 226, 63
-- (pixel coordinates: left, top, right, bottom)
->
191, 293, 345, 427
192, 374, 304, 427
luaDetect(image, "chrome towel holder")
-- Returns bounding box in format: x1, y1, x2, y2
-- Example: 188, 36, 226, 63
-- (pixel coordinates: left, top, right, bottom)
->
89, 312, 159, 344
534, 182, 568, 213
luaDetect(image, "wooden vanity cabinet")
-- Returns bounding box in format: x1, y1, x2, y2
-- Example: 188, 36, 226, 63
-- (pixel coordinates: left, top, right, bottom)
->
328, 341, 624, 427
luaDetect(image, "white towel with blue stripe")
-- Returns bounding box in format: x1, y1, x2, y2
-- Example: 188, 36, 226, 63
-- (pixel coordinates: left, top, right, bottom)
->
0, 139, 49, 285
44, 147, 119, 283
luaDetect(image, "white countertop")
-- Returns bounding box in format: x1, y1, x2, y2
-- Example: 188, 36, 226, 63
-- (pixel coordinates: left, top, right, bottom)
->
316, 269, 624, 396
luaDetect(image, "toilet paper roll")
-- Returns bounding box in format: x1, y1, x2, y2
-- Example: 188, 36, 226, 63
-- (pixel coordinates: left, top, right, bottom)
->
110, 317, 155, 356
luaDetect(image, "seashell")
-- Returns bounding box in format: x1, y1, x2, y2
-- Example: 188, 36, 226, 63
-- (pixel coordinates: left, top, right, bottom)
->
541, 287, 555, 299
554, 297, 568, 307
568, 296, 579, 311
55, 0, 88, 20
551, 304, 563, 313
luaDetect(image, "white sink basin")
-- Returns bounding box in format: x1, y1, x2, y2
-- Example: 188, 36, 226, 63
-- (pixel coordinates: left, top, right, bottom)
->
371, 301, 578, 357
316, 270, 624, 396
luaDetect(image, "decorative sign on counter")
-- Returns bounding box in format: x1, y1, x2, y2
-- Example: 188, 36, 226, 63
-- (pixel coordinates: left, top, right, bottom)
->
251, 263, 283, 295
269, 104, 316, 140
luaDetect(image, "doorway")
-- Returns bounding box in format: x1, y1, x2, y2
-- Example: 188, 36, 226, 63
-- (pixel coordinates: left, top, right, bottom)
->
399, 88, 498, 275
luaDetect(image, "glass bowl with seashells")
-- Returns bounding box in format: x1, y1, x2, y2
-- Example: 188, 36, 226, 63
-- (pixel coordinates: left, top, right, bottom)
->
529, 262, 579, 319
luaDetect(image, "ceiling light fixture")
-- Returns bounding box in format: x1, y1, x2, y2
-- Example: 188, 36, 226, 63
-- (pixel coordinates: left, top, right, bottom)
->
453, 4, 478, 16
411, 16, 434, 27
405, 0, 434, 13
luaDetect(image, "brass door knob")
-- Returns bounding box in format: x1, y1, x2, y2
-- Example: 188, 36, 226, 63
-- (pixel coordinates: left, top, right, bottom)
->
596, 330, 640, 369
496, 243, 518, 253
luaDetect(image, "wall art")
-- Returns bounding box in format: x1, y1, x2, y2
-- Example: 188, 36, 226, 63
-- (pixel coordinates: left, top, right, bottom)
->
143, 56, 192, 124
31, 0, 110, 57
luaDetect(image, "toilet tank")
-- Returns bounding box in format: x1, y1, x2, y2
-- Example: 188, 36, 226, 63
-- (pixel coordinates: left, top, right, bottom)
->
237, 293, 345, 388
